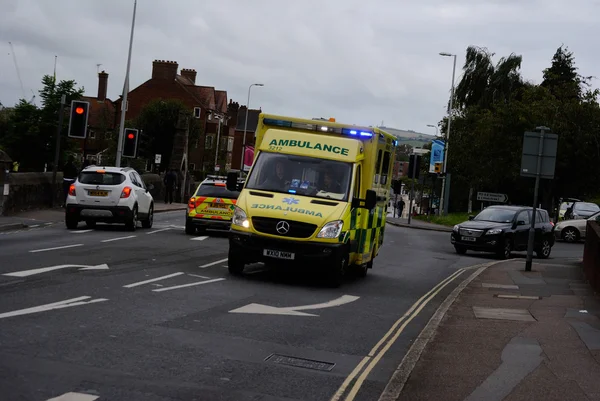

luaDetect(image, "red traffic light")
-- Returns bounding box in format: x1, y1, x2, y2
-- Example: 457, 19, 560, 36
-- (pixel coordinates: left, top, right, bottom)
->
127, 133, 135, 139
75, 107, 84, 114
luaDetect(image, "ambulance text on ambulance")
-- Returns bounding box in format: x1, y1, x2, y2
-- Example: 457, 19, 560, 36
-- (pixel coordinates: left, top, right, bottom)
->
250, 203, 324, 217
268, 139, 349, 156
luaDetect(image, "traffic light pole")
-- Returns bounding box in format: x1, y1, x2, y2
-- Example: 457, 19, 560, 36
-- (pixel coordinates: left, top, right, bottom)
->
407, 154, 418, 225
51, 94, 66, 207
115, 0, 137, 167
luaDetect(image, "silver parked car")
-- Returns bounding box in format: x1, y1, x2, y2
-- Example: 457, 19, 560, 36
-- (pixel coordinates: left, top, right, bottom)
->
555, 211, 600, 242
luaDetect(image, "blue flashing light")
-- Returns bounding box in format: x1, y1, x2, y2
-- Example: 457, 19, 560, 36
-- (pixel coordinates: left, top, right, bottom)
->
393, 139, 398, 146
359, 131, 373, 137
288, 189, 297, 194
263, 118, 293, 128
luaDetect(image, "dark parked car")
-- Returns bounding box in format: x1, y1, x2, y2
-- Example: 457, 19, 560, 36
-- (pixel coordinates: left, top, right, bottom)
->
451, 205, 555, 259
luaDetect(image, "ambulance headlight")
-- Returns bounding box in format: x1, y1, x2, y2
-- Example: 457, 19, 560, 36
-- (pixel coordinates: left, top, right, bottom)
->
232, 206, 250, 228
317, 220, 343, 238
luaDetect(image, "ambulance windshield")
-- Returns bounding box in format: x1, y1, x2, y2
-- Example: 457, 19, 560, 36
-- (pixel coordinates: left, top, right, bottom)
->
245, 152, 352, 201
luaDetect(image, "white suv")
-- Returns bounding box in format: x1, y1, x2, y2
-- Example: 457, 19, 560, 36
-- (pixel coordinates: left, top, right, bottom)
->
65, 166, 154, 231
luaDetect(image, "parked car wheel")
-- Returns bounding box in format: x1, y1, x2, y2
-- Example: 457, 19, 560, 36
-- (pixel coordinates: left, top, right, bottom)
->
535, 239, 552, 259
561, 227, 580, 243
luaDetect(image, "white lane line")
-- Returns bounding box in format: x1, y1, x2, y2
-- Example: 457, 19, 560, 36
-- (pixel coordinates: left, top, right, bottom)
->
188, 274, 211, 279
29, 224, 40, 228
71, 230, 92, 234
152, 278, 226, 292
46, 391, 99, 400
29, 244, 84, 253
146, 228, 172, 235
199, 258, 228, 268
101, 235, 136, 243
190, 236, 209, 241
123, 272, 184, 288
0, 296, 108, 320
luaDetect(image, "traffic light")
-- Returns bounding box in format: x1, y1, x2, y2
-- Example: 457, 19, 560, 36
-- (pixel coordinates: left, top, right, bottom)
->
408, 154, 421, 179
434, 162, 442, 174
68, 100, 90, 138
122, 128, 139, 158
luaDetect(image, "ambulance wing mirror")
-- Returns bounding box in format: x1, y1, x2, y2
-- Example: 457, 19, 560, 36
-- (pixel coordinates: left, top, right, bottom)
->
226, 171, 239, 191
365, 190, 377, 210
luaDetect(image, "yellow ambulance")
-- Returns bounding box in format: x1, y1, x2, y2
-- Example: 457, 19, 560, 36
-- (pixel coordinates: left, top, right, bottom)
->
226, 114, 397, 286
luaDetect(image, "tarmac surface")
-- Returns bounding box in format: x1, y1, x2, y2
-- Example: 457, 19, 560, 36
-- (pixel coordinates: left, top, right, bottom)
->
0, 209, 585, 401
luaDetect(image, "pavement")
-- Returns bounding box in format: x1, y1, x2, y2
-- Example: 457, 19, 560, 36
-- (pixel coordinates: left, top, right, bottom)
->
0, 202, 187, 232
386, 216, 453, 232
0, 210, 585, 401
392, 259, 600, 401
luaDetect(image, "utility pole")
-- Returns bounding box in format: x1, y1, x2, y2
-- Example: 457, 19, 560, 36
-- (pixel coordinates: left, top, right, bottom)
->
525, 127, 549, 272
214, 114, 222, 172
439, 52, 457, 216
51, 94, 66, 207
240, 83, 264, 172
115, 0, 137, 167
407, 154, 418, 225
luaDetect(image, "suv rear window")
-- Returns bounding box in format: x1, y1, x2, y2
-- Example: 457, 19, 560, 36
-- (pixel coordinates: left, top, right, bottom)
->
195, 184, 239, 199
79, 172, 126, 185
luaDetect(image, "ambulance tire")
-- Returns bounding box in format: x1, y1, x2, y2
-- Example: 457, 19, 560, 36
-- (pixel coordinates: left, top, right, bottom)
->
327, 251, 348, 288
228, 249, 245, 275
185, 220, 196, 235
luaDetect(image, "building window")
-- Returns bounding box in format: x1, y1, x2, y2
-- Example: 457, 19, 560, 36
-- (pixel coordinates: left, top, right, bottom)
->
193, 140, 198, 149
227, 137, 234, 152
205, 134, 214, 149
89, 130, 96, 139
189, 163, 196, 171
193, 107, 201, 118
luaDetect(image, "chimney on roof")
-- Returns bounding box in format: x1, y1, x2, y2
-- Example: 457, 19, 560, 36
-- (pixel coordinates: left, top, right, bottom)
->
180, 68, 196, 84
97, 70, 108, 101
152, 60, 179, 81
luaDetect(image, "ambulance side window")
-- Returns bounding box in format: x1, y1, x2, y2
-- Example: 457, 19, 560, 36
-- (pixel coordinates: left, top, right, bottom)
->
381, 151, 391, 185
374, 150, 382, 184
353, 165, 361, 200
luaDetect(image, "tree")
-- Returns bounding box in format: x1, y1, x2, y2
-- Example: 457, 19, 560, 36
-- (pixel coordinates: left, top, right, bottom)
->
134, 99, 203, 171
454, 46, 524, 110
0, 75, 84, 171
541, 45, 587, 102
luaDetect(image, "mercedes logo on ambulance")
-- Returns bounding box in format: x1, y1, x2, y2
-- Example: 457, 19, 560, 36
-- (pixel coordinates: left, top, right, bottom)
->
276, 221, 290, 234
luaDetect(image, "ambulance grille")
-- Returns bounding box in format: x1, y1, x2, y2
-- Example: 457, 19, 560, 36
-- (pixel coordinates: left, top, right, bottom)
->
252, 217, 317, 238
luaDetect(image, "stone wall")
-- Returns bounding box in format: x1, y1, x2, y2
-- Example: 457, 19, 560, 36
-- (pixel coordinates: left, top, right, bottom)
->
0, 172, 169, 216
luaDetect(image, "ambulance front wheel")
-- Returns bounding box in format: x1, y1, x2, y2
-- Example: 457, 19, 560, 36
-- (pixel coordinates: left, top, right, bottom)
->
228, 249, 245, 275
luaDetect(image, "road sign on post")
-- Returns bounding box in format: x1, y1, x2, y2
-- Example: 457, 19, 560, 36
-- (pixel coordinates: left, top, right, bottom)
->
521, 127, 558, 272
476, 192, 508, 203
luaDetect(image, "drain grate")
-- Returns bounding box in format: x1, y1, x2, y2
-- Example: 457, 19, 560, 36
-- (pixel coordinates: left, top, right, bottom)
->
265, 354, 335, 371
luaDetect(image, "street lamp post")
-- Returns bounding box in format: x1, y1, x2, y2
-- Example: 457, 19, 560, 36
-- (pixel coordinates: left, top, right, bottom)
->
115, 0, 138, 168
438, 52, 457, 216
426, 124, 438, 137
240, 83, 264, 172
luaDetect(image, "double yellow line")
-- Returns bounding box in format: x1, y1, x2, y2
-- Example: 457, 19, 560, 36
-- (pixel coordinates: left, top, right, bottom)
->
330, 268, 467, 401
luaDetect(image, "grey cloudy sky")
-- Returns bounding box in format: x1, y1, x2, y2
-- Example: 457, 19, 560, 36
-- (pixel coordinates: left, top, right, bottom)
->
1, 0, 598, 134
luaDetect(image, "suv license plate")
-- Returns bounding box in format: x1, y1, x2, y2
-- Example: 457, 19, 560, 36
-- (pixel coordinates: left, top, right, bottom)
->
461, 236, 476, 242
263, 249, 295, 260
89, 190, 108, 197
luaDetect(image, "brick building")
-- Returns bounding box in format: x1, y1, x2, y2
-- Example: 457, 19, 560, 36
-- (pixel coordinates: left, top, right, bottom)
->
230, 106, 261, 170
113, 60, 232, 173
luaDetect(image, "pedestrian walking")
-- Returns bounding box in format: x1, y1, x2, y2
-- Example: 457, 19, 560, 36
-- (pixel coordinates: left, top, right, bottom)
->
397, 198, 405, 218
164, 169, 177, 204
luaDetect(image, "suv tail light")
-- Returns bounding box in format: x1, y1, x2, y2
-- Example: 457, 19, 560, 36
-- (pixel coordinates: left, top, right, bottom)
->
188, 197, 196, 209
68, 184, 76, 196
120, 186, 132, 198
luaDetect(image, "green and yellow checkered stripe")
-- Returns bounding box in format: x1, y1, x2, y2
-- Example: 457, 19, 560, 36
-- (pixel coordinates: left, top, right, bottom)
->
340, 204, 386, 264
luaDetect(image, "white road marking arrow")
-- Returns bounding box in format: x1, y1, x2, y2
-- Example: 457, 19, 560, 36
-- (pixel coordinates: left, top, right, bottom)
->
46, 392, 99, 401
78, 264, 109, 271
3, 264, 110, 277
229, 295, 360, 317
190, 235, 209, 241
0, 296, 108, 320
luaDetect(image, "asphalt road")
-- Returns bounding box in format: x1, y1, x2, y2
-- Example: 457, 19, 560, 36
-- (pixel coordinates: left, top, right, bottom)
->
0, 211, 584, 401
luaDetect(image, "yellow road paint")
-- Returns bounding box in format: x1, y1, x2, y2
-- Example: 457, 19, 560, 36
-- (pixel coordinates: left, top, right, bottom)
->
330, 268, 466, 401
